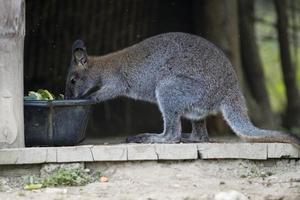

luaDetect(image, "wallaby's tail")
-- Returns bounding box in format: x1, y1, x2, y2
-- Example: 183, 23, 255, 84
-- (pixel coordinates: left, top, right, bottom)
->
221, 86, 300, 148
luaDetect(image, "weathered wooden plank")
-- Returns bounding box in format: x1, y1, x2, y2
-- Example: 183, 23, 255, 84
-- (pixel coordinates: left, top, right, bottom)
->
0, 0, 25, 148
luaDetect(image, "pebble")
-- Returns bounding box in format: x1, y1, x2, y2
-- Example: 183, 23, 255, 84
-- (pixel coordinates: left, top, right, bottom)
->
44, 188, 68, 194
214, 190, 248, 200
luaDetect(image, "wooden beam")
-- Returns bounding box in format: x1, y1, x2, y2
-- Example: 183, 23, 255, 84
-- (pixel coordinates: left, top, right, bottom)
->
0, 0, 25, 148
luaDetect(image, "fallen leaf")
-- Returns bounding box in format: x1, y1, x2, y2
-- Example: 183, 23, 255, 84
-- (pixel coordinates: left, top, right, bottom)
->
99, 176, 108, 182
24, 184, 43, 190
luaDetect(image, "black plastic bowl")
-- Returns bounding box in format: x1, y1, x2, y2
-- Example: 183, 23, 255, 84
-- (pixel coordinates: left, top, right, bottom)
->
24, 99, 94, 147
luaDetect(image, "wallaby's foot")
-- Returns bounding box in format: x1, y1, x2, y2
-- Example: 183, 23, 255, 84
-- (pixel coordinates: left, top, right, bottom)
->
181, 119, 209, 143
181, 133, 209, 143
126, 133, 180, 143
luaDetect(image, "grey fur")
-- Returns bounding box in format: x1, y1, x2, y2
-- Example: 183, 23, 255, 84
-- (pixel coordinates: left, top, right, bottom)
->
65, 32, 300, 147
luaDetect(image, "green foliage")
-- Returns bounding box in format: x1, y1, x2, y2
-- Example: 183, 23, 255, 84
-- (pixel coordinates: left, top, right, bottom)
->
37, 89, 55, 100
42, 168, 93, 187
23, 168, 101, 189
24, 91, 43, 100
255, 1, 300, 113
240, 166, 273, 179
57, 94, 65, 100
259, 40, 286, 112
24, 89, 64, 100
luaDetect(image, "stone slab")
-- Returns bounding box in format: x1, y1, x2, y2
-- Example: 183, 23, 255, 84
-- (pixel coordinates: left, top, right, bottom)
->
267, 143, 300, 158
0, 143, 299, 165
0, 148, 47, 164
198, 143, 268, 160
0, 149, 20, 164
16, 148, 48, 164
155, 144, 198, 160
56, 146, 93, 162
127, 144, 157, 160
45, 148, 57, 162
92, 145, 127, 161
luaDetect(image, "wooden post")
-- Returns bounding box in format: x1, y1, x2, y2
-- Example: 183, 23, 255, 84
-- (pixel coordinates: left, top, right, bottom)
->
0, 0, 25, 148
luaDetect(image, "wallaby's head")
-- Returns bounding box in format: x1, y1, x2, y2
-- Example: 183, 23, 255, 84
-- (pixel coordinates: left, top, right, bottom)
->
65, 40, 101, 99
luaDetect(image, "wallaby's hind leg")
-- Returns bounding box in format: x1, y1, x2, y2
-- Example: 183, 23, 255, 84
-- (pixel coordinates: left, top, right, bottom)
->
126, 80, 182, 143
181, 119, 209, 143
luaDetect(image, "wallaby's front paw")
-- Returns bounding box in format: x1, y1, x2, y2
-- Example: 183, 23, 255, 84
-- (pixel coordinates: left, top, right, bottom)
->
126, 133, 180, 144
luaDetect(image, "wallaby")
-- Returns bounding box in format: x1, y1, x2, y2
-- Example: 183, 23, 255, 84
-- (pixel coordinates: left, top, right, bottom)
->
65, 32, 300, 147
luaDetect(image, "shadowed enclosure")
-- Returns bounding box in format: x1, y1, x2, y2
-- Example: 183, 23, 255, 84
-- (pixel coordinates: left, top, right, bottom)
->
24, 0, 197, 138
24, 0, 300, 139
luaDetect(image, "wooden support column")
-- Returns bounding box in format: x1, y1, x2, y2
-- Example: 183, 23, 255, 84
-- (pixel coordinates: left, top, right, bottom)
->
0, 0, 25, 148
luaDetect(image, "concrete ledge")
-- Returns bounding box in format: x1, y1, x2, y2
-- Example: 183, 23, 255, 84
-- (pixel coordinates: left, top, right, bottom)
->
0, 143, 299, 165
92, 145, 127, 161
127, 144, 157, 160
267, 143, 299, 158
56, 146, 94, 163
198, 143, 268, 160
155, 144, 198, 160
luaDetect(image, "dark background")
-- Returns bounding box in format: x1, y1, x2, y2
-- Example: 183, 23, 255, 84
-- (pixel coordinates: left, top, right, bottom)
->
24, 0, 300, 139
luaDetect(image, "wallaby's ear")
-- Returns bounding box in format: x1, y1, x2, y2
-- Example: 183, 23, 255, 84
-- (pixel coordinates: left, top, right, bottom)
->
72, 39, 88, 69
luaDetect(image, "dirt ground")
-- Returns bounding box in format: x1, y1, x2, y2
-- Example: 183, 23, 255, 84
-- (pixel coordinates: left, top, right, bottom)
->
0, 159, 299, 200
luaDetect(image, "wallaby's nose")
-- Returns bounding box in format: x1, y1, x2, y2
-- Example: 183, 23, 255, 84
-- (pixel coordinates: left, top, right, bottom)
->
72, 39, 86, 53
